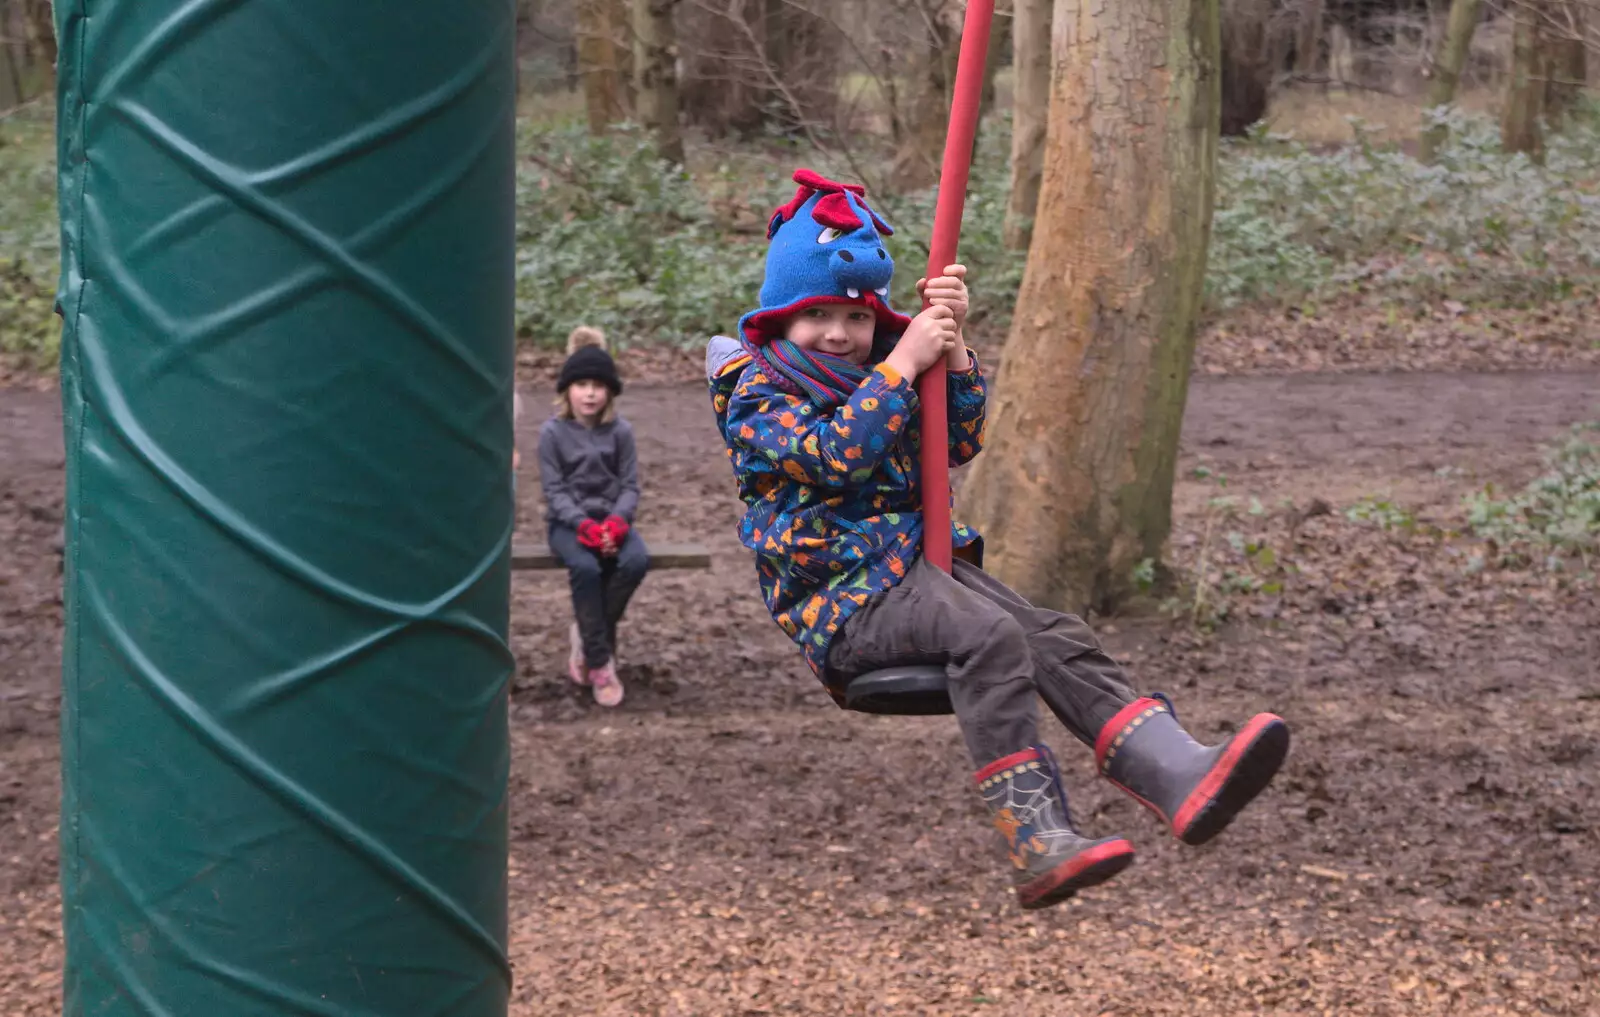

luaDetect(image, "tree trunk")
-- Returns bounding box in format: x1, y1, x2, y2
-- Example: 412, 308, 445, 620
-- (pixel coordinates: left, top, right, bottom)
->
25, 0, 55, 71
890, 1, 958, 190
881, 42, 904, 144
577, 0, 628, 132
979, 0, 1011, 118
889, 63, 950, 189
679, 1, 833, 141
1418, 0, 1482, 162
515, 0, 535, 92
1543, 5, 1585, 129
763, 0, 835, 135
1293, 0, 1325, 77
1219, 0, 1270, 136
960, 0, 1221, 615
679, 2, 764, 139
1003, 0, 1050, 250
633, 0, 685, 165
1590, 6, 1600, 87
1501, 0, 1546, 162
971, 0, 1011, 164
616, 0, 637, 112
0, 22, 21, 108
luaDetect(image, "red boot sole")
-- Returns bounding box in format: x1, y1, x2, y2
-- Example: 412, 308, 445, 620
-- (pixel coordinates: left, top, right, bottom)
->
1016, 838, 1136, 910
1172, 714, 1291, 846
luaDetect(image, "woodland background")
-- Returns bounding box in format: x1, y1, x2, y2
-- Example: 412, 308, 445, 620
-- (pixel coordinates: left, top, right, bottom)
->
0, 2, 1596, 1013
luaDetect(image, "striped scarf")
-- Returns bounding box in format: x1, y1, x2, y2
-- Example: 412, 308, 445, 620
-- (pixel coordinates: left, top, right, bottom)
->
745, 338, 872, 410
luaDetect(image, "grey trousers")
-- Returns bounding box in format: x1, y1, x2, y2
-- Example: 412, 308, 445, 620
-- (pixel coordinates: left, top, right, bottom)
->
826, 557, 1137, 769
549, 525, 650, 668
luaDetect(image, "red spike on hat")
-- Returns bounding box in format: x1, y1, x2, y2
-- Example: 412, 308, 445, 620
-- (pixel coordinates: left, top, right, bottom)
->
767, 168, 894, 239
792, 168, 866, 196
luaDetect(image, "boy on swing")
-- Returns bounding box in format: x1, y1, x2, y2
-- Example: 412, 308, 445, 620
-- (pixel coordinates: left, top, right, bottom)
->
707, 170, 1291, 911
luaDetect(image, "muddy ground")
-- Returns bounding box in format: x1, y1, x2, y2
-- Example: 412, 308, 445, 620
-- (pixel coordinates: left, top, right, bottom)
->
2, 361, 1597, 1015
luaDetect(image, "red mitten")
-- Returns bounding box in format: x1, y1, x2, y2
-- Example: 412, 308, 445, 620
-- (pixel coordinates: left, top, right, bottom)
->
576, 518, 607, 552
603, 515, 630, 546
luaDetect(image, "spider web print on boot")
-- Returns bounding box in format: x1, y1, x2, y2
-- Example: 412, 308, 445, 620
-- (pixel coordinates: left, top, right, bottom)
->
1095, 694, 1290, 846
974, 745, 1135, 910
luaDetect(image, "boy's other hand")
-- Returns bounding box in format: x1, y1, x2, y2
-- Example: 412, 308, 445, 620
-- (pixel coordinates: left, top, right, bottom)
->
917, 264, 969, 331
887, 304, 959, 379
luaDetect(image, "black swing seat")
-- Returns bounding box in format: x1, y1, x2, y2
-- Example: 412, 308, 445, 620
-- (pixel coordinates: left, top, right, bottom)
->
842, 664, 953, 716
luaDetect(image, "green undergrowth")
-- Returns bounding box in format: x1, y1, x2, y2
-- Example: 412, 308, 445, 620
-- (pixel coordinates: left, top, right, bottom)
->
513, 117, 1025, 348
1208, 104, 1600, 310
1466, 422, 1600, 574
1154, 423, 1600, 631
0, 112, 59, 370
7, 100, 1600, 366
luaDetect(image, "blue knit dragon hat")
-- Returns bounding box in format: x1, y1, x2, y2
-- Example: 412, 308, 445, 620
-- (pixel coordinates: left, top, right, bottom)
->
737, 169, 913, 347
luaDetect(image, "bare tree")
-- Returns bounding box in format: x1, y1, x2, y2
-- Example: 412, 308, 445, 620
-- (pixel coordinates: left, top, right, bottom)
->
1003, 0, 1049, 250
1419, 0, 1484, 161
1501, 0, 1547, 160
633, 0, 685, 164
977, 0, 1010, 121
25, 0, 53, 69
763, 0, 838, 134
1294, 0, 1327, 77
961, 0, 1222, 613
577, 0, 631, 131
1220, 0, 1273, 135
0, 42, 19, 110
888, 0, 961, 189
679, 0, 839, 140
678, 2, 772, 138
1544, 0, 1587, 125
0, 0, 26, 107
1589, 1, 1600, 83
663, 0, 1001, 196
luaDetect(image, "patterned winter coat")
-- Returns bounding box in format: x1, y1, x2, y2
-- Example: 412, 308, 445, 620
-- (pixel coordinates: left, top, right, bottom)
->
708, 337, 987, 690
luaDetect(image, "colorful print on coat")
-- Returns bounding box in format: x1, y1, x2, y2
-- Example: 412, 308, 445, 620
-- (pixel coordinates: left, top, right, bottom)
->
707, 336, 987, 694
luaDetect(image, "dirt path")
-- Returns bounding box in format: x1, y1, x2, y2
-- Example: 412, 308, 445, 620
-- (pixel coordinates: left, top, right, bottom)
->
3, 368, 1597, 1015
1182, 368, 1600, 476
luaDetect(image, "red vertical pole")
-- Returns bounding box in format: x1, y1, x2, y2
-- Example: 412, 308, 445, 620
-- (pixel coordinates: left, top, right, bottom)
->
917, 0, 996, 573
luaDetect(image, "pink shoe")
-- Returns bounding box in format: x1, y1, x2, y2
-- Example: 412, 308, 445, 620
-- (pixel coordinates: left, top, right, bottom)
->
567, 623, 588, 686
589, 661, 624, 708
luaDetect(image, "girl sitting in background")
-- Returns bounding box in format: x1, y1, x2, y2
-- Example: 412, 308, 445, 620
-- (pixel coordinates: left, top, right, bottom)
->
537, 327, 649, 707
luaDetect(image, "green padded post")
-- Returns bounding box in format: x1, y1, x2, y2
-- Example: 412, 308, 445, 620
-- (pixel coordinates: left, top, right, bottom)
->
54, 3, 516, 1014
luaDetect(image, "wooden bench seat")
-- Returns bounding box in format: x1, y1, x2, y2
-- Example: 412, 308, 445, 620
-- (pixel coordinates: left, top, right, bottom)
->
510, 542, 712, 570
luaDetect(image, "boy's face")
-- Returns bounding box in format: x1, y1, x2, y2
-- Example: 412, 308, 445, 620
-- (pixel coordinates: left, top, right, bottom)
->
568, 379, 610, 420
783, 303, 876, 364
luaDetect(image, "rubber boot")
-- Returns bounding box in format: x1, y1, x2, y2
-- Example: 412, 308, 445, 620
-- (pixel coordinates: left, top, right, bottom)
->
1096, 694, 1290, 846
975, 745, 1135, 910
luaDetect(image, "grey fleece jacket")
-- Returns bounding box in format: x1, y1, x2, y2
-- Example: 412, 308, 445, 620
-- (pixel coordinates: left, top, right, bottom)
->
537, 417, 640, 529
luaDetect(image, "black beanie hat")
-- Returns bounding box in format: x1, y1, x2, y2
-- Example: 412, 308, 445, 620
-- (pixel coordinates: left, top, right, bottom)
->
557, 326, 622, 395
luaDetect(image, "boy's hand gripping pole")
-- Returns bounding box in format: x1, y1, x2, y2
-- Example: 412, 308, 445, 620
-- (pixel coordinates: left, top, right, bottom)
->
918, 0, 996, 573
